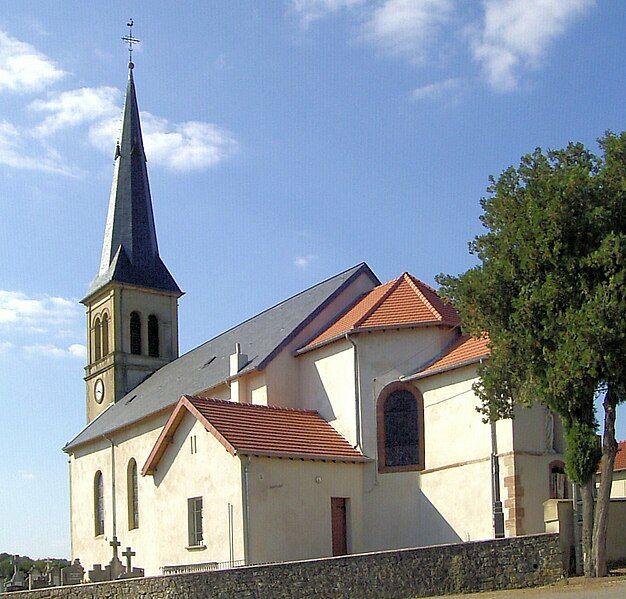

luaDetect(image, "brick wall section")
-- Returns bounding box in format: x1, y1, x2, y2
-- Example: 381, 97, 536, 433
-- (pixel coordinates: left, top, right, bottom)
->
4, 533, 562, 599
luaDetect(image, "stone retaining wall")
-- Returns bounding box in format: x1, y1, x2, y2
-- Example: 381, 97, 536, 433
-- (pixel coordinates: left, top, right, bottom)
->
3, 533, 562, 599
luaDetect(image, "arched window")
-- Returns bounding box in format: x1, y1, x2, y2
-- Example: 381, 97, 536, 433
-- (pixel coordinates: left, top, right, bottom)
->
377, 384, 424, 473
101, 313, 109, 356
94, 317, 102, 361
130, 312, 141, 355
127, 459, 139, 529
94, 471, 104, 536
549, 461, 569, 499
148, 315, 159, 358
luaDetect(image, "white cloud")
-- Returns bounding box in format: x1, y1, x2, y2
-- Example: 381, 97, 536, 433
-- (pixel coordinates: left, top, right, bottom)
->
0, 31, 65, 93
30, 86, 121, 136
291, 0, 365, 26
0, 290, 81, 333
18, 470, 36, 481
362, 0, 452, 62
23, 343, 86, 360
471, 0, 594, 91
89, 110, 236, 172
0, 340, 13, 353
294, 254, 316, 268
0, 120, 78, 176
412, 77, 461, 101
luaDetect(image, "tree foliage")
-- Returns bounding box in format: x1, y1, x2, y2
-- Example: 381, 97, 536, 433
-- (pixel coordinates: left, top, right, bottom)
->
437, 131, 626, 576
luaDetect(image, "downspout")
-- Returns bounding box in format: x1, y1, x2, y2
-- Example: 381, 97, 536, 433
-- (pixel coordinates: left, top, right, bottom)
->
345, 333, 362, 451
68, 457, 74, 559
241, 456, 251, 565
103, 435, 117, 539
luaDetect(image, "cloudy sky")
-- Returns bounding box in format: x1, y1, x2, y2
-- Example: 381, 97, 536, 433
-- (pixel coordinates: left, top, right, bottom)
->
0, 1, 624, 558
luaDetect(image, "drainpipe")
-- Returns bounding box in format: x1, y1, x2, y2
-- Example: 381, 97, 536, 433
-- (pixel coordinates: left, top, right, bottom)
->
68, 457, 74, 559
103, 435, 117, 539
345, 333, 362, 451
490, 421, 505, 539
241, 456, 251, 565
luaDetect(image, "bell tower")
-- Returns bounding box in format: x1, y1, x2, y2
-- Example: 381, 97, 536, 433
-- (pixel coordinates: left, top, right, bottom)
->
82, 60, 183, 423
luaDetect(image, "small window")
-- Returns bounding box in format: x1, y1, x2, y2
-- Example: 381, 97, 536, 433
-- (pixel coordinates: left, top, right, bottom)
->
101, 313, 109, 356
148, 314, 159, 357
377, 384, 424, 473
190, 435, 197, 454
94, 471, 104, 536
188, 497, 203, 547
127, 459, 139, 530
130, 312, 141, 355
94, 317, 102, 361
549, 462, 569, 499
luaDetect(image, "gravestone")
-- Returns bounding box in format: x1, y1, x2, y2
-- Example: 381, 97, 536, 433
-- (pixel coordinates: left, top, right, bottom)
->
118, 547, 144, 579
43, 561, 61, 587
61, 559, 85, 585
6, 556, 27, 591
107, 536, 126, 579
28, 566, 48, 590
87, 564, 109, 583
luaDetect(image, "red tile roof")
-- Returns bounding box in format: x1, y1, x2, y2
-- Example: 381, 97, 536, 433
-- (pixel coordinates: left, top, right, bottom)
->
409, 334, 490, 380
615, 441, 626, 472
142, 395, 367, 475
298, 273, 460, 353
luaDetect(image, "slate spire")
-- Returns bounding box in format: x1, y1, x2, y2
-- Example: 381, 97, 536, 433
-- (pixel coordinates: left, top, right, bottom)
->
86, 63, 181, 298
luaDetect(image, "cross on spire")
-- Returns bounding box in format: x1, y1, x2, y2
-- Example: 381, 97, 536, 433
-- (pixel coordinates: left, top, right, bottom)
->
121, 19, 140, 67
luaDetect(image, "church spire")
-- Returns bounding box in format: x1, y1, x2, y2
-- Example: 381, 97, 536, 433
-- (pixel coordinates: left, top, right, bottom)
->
85, 61, 181, 298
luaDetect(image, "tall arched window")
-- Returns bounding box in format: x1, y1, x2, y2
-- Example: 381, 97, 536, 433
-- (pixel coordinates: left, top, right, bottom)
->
101, 313, 109, 356
130, 312, 141, 355
377, 384, 424, 473
148, 315, 159, 358
94, 317, 102, 361
127, 459, 139, 529
94, 471, 104, 536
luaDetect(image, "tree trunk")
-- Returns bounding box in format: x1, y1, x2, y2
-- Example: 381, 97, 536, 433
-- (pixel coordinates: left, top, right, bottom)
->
580, 479, 595, 577
591, 384, 618, 577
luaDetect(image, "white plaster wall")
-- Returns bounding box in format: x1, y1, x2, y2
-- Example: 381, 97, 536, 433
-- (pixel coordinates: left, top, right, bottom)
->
246, 458, 364, 564
150, 415, 244, 571
297, 340, 357, 445
70, 412, 168, 575
611, 472, 626, 498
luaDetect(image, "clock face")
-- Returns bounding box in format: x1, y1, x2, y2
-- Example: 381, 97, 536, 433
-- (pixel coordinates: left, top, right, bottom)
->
94, 378, 105, 403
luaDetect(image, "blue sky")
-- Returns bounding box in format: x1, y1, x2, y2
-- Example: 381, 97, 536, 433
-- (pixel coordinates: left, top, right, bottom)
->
0, 1, 624, 558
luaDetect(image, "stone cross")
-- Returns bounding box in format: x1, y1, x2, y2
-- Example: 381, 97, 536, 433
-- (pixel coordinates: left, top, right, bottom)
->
122, 547, 136, 572
109, 536, 121, 560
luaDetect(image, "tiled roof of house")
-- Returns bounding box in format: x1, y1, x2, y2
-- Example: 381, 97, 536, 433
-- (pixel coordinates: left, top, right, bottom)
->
405, 334, 490, 380
65, 263, 379, 452
615, 441, 626, 472
297, 273, 460, 353
142, 395, 367, 474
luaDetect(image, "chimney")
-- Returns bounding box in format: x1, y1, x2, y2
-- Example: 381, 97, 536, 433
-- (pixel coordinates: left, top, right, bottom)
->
230, 343, 248, 403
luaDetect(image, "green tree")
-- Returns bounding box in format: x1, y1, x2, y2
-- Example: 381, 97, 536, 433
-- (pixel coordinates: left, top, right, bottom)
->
437, 132, 626, 577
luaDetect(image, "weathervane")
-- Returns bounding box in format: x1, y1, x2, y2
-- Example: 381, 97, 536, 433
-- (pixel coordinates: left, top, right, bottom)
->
121, 19, 140, 68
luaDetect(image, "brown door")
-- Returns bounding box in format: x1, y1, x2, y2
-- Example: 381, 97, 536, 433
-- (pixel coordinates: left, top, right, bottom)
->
331, 497, 347, 556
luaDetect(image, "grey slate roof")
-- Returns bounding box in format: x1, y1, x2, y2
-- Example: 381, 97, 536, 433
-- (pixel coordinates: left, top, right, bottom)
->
85, 65, 181, 299
65, 262, 378, 451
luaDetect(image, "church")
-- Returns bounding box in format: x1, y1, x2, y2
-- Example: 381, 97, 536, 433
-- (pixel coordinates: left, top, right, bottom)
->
64, 62, 567, 577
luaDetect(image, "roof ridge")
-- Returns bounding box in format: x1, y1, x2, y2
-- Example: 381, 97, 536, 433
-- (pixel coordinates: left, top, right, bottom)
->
175, 263, 371, 361
353, 275, 404, 328
404, 273, 443, 321
186, 395, 319, 414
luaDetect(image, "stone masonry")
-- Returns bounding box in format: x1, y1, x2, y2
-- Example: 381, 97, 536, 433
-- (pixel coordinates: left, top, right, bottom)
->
2, 533, 562, 599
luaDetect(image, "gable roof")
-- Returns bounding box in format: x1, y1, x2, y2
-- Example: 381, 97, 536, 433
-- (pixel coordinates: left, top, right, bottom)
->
403, 334, 490, 381
142, 395, 368, 474
65, 263, 378, 452
297, 272, 460, 354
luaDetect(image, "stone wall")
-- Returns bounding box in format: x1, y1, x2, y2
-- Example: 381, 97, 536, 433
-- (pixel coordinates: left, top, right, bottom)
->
3, 533, 562, 599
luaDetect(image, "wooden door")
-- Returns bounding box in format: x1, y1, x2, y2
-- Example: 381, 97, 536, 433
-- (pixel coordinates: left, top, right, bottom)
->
331, 497, 347, 556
